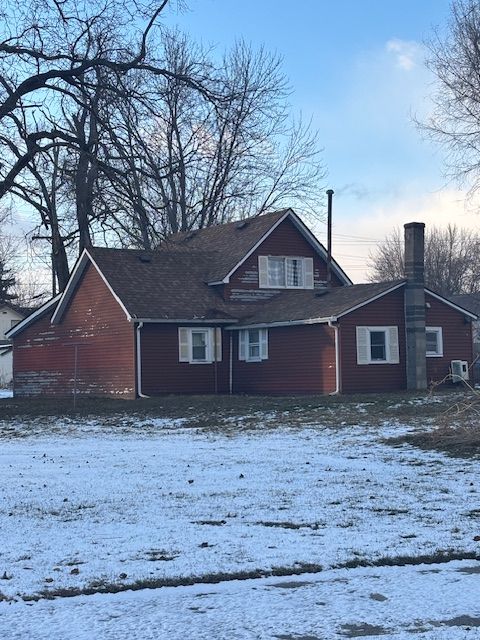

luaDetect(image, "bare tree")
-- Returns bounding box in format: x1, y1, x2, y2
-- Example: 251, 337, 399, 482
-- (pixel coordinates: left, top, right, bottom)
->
1, 3, 327, 289
420, 0, 480, 196
368, 224, 480, 295
94, 36, 326, 244
0, 0, 216, 199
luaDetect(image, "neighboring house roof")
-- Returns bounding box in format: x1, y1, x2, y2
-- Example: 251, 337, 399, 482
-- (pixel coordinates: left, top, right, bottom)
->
5, 295, 61, 339
449, 293, 480, 318
167, 209, 352, 286
0, 302, 27, 317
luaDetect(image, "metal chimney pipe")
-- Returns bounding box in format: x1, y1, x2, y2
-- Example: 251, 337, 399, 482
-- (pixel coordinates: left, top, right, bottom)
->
326, 189, 334, 286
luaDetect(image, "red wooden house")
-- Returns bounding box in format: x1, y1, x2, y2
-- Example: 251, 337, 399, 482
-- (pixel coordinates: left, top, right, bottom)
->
7, 209, 477, 398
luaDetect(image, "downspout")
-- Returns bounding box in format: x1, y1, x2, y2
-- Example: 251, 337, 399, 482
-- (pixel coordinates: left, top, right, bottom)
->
229, 332, 233, 395
136, 321, 150, 398
328, 319, 340, 394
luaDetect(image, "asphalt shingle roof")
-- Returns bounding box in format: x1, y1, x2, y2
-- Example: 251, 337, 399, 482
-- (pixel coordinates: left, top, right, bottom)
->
165, 209, 290, 283
89, 244, 405, 325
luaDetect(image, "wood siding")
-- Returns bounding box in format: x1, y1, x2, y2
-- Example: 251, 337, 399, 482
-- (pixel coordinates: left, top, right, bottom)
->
232, 325, 336, 394
13, 263, 136, 398
339, 288, 407, 393
224, 217, 343, 301
425, 293, 474, 384
140, 324, 230, 394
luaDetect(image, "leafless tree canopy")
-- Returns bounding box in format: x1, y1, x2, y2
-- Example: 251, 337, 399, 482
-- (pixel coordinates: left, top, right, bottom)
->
0, 0, 326, 295
368, 224, 480, 295
421, 0, 480, 196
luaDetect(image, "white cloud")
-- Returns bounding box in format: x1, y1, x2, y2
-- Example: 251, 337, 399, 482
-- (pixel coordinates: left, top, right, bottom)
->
386, 38, 422, 71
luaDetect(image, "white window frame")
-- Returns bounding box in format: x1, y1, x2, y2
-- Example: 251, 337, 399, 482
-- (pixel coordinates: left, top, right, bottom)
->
178, 327, 222, 364
425, 326, 443, 357
356, 326, 400, 365
239, 328, 268, 362
258, 256, 314, 289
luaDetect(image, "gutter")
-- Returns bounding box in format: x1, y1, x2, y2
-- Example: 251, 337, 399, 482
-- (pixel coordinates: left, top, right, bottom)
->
136, 322, 150, 399
130, 317, 236, 325
328, 319, 341, 395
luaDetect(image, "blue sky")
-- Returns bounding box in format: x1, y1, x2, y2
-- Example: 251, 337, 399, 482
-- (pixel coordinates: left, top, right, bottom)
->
167, 0, 479, 281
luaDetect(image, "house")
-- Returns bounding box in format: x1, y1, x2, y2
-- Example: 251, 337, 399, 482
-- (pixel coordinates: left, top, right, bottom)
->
0, 302, 26, 386
6, 209, 477, 398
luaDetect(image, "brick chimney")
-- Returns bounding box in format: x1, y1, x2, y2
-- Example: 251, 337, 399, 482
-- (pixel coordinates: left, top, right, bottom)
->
404, 222, 427, 390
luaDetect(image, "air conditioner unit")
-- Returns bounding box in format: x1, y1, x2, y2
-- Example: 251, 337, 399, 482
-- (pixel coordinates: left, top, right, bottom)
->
451, 360, 469, 382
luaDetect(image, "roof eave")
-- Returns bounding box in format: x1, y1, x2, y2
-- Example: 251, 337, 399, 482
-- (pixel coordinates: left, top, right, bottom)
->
132, 317, 238, 324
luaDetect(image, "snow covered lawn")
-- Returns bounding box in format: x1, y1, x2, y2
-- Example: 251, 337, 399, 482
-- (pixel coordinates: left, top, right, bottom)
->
0, 405, 479, 637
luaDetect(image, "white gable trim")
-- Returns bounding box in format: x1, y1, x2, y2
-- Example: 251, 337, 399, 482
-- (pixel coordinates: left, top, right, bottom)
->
209, 209, 352, 287
51, 249, 132, 325
5, 295, 62, 339
425, 289, 478, 320
287, 212, 353, 286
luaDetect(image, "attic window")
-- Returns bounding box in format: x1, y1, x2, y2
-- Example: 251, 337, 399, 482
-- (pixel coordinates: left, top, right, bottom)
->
258, 256, 314, 289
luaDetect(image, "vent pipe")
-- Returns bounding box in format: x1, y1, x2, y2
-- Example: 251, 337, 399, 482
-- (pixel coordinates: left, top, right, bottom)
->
404, 222, 427, 390
326, 189, 334, 286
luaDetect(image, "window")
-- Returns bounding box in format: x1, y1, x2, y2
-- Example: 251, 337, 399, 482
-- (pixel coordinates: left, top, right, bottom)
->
356, 326, 399, 365
178, 328, 222, 364
10, 319, 19, 329
426, 327, 443, 357
258, 256, 314, 289
369, 331, 386, 361
239, 329, 268, 362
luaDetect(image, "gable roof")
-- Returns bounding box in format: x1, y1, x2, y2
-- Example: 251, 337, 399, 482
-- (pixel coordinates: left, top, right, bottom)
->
167, 209, 352, 286
230, 281, 407, 328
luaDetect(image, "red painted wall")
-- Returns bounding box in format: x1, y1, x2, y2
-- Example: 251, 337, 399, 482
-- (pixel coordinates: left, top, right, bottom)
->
232, 324, 336, 394
140, 324, 230, 394
13, 263, 136, 398
224, 217, 344, 302
425, 293, 474, 385
339, 287, 407, 393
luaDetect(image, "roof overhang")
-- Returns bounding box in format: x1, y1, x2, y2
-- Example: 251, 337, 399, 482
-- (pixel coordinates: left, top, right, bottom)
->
132, 318, 238, 324
228, 316, 335, 330
209, 209, 353, 287
51, 249, 132, 325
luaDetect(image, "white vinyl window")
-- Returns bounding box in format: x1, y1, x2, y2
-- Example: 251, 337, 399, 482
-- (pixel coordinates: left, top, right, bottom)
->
258, 256, 314, 289
356, 326, 400, 365
178, 328, 222, 364
426, 327, 443, 357
239, 329, 268, 362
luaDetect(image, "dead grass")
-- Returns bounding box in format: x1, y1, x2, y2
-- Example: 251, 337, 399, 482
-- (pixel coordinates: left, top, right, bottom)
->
0, 388, 467, 427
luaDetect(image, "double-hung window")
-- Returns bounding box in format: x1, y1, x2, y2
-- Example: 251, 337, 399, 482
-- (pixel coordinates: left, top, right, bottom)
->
178, 328, 222, 364
258, 256, 314, 289
239, 329, 268, 362
425, 327, 443, 357
356, 326, 399, 365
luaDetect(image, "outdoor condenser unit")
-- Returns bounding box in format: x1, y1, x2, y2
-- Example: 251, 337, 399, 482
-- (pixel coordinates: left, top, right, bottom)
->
450, 360, 469, 382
